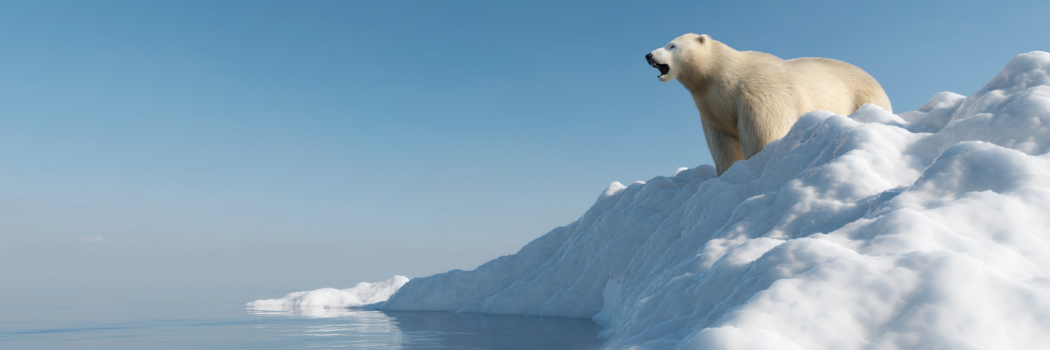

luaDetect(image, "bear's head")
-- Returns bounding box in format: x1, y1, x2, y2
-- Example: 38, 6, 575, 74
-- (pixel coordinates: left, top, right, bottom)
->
646, 33, 710, 82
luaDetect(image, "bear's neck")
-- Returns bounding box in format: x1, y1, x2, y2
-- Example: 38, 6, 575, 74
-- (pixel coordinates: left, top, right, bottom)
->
678, 41, 740, 96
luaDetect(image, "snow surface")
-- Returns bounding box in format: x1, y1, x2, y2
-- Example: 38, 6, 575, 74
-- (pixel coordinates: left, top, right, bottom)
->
247, 275, 408, 311
253, 52, 1050, 349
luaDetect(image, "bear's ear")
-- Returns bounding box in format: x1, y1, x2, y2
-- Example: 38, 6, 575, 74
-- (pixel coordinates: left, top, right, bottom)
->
698, 34, 709, 44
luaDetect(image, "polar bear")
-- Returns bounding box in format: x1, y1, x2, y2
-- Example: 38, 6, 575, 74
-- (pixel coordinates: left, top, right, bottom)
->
647, 33, 892, 176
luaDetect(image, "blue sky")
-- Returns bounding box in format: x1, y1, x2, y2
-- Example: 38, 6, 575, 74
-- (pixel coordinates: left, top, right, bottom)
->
2, 0, 1047, 285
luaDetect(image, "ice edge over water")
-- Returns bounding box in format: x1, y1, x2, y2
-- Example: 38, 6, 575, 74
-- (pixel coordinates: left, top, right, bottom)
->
256, 52, 1050, 350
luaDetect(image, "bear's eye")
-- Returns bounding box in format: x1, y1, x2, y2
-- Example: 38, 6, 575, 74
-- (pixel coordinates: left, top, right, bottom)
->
669, 44, 676, 49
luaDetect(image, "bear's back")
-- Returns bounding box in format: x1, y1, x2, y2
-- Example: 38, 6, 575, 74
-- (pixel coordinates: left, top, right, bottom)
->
784, 57, 892, 114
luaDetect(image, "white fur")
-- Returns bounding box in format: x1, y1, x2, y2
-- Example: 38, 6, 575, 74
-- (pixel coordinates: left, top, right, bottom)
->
649, 33, 892, 176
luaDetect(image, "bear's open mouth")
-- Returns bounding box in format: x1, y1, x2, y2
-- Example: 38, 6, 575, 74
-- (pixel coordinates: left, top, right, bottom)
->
652, 63, 670, 76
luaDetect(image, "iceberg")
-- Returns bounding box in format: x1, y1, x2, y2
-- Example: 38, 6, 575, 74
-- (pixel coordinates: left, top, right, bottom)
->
254, 52, 1050, 349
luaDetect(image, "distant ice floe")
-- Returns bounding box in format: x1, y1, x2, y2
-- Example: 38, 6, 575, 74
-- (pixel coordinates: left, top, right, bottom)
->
247, 276, 408, 314
254, 52, 1050, 349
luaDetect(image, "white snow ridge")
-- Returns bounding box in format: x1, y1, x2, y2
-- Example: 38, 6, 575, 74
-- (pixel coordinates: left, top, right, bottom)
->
374, 52, 1050, 349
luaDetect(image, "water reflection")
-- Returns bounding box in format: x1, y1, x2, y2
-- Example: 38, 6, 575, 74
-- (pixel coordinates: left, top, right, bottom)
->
4, 275, 603, 349
248, 305, 365, 318
386, 311, 604, 350
246, 307, 604, 349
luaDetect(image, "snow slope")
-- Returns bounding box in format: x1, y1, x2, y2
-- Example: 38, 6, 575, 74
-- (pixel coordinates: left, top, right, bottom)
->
249, 52, 1050, 349
376, 52, 1050, 349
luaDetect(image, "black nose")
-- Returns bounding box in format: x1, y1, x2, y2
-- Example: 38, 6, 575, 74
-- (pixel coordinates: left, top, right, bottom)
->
645, 53, 654, 64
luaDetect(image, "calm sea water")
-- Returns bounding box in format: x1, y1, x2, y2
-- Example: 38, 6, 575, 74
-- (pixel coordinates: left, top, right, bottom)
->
0, 275, 604, 349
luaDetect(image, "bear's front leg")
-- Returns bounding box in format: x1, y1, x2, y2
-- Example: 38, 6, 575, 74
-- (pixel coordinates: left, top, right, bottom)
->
702, 119, 743, 176
737, 98, 797, 161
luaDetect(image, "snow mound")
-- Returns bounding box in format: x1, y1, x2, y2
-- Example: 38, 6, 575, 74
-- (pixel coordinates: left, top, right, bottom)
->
247, 275, 408, 311
375, 52, 1050, 349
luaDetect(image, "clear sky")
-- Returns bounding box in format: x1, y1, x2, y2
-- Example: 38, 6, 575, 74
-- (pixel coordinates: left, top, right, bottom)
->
2, 0, 1047, 286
